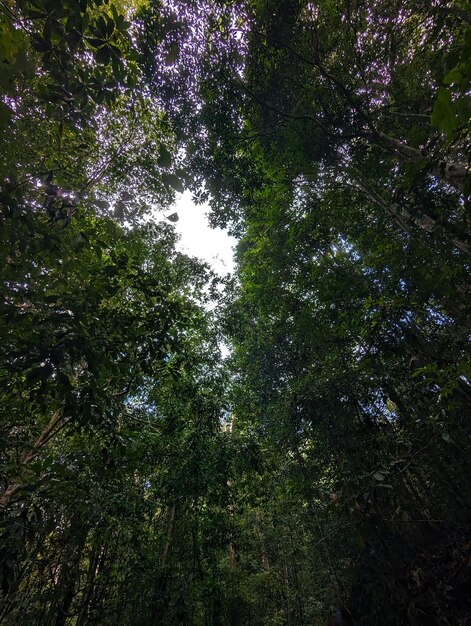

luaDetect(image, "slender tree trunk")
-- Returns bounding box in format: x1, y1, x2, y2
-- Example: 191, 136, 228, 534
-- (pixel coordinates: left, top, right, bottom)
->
371, 131, 471, 194
284, 562, 292, 626
228, 480, 236, 569
351, 176, 469, 253
150, 502, 177, 626
0, 410, 64, 510
162, 501, 176, 565
77, 543, 108, 626
53, 520, 88, 626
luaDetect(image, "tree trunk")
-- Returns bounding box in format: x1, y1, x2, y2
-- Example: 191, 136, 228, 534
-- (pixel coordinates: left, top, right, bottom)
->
53, 520, 87, 626
162, 501, 176, 565
372, 131, 471, 194
0, 410, 64, 511
351, 176, 469, 253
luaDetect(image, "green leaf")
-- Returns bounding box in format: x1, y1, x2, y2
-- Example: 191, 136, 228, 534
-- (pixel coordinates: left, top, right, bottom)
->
0, 101, 13, 129
95, 45, 111, 64
87, 37, 105, 49
105, 17, 115, 39
444, 66, 463, 86
431, 87, 457, 135
96, 15, 107, 37
31, 36, 50, 53
158, 146, 172, 168
82, 11, 90, 29
26, 9, 46, 19
162, 173, 184, 193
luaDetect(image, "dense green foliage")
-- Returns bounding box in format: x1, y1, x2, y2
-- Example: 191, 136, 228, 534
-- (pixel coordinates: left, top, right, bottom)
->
1, 0, 470, 624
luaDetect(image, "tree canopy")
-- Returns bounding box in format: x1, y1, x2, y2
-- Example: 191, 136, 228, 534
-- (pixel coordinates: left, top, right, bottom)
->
1, 1, 470, 625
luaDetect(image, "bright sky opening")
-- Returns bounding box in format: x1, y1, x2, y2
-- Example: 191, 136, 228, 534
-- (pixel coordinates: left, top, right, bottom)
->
169, 191, 236, 275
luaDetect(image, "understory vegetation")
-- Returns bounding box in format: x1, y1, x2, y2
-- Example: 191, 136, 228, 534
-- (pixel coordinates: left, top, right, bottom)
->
0, 0, 470, 624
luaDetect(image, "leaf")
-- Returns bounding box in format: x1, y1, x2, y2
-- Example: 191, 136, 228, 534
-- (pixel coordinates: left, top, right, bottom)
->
431, 88, 457, 135
26, 9, 45, 19
411, 364, 437, 379
31, 36, 50, 53
111, 3, 120, 20
105, 17, 115, 38
162, 173, 184, 193
373, 472, 385, 481
96, 15, 107, 37
86, 37, 105, 49
158, 146, 172, 168
42, 20, 52, 44
444, 66, 463, 86
0, 102, 13, 129
95, 45, 111, 64
67, 30, 81, 52
109, 44, 122, 63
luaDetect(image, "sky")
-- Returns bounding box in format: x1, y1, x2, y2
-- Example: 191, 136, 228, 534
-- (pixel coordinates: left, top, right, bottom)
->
167, 191, 236, 275
165, 191, 235, 358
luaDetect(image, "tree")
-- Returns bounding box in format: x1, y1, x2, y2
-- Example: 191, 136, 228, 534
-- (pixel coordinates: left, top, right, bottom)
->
1, 1, 470, 624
